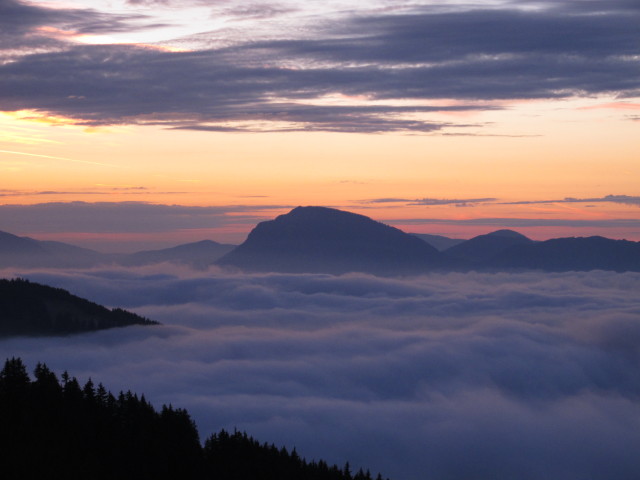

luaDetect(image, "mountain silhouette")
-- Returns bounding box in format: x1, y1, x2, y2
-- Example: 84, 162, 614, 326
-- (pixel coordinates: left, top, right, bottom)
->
121, 240, 235, 268
0, 230, 104, 268
444, 229, 534, 264
0, 230, 46, 255
0, 278, 158, 337
488, 236, 640, 272
411, 233, 465, 251
217, 206, 447, 274
0, 230, 236, 268
4, 212, 639, 274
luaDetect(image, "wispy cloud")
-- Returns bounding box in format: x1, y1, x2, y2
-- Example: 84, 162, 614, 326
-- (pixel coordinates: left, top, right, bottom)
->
500, 195, 640, 207
0, 149, 119, 168
0, 187, 187, 198
366, 194, 640, 208
365, 197, 497, 206
0, 0, 159, 53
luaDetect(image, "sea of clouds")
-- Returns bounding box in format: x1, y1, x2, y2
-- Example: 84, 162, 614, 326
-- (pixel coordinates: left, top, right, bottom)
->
1, 266, 640, 480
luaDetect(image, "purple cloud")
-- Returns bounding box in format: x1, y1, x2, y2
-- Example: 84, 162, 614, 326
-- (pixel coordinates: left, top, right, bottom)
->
1, 266, 640, 479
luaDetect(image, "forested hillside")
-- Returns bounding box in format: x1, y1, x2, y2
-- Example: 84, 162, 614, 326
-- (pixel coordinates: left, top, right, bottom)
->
0, 358, 387, 480
0, 278, 158, 337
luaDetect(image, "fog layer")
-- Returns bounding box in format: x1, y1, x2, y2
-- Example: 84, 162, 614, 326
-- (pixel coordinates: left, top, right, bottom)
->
1, 267, 639, 480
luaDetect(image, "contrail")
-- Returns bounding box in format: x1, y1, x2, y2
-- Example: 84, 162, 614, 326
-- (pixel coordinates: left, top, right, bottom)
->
0, 149, 119, 167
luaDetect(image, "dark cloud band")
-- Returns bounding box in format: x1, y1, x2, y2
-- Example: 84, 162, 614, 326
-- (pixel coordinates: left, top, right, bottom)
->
500, 195, 640, 207
391, 217, 640, 228
1, 0, 637, 133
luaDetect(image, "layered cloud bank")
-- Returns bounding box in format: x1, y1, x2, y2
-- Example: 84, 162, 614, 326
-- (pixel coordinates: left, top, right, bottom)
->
1, 267, 639, 479
1, 0, 638, 133
1, 201, 639, 252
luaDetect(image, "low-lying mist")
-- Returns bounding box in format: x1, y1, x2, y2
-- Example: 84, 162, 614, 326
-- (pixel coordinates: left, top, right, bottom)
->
1, 265, 639, 480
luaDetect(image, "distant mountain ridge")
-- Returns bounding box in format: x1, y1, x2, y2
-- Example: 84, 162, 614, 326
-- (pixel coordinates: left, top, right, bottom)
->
411, 233, 465, 251
217, 206, 448, 275
2, 207, 639, 274
0, 230, 235, 268
118, 240, 235, 268
0, 230, 103, 268
0, 278, 158, 337
218, 207, 640, 274
444, 229, 534, 264
489, 236, 640, 272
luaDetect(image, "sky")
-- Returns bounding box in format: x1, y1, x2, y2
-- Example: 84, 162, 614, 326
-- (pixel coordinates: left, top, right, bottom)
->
0, 0, 639, 250
2, 4, 640, 478
2, 266, 640, 480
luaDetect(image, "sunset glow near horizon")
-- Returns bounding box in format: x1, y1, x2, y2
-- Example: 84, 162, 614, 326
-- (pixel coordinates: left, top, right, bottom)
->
1, 0, 638, 251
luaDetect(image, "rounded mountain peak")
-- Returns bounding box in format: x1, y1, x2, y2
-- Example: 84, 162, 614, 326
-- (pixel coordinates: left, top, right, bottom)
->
485, 229, 531, 240
217, 206, 443, 274
279, 206, 373, 223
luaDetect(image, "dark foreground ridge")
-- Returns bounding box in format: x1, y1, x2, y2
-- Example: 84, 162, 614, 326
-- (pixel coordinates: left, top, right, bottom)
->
0, 358, 387, 480
217, 206, 448, 274
0, 278, 158, 337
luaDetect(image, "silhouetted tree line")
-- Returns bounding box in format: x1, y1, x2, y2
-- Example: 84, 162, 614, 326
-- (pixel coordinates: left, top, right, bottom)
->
205, 429, 383, 480
0, 278, 158, 337
0, 358, 388, 480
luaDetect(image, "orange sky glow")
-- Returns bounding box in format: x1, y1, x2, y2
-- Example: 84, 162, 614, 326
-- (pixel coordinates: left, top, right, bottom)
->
0, 0, 638, 251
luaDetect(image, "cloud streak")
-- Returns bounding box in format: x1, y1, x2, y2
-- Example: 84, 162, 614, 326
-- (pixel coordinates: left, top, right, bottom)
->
366, 197, 497, 206
0, 187, 186, 198
368, 195, 640, 208
501, 195, 640, 207
390, 217, 640, 229
0, 149, 119, 167
1, 266, 640, 479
